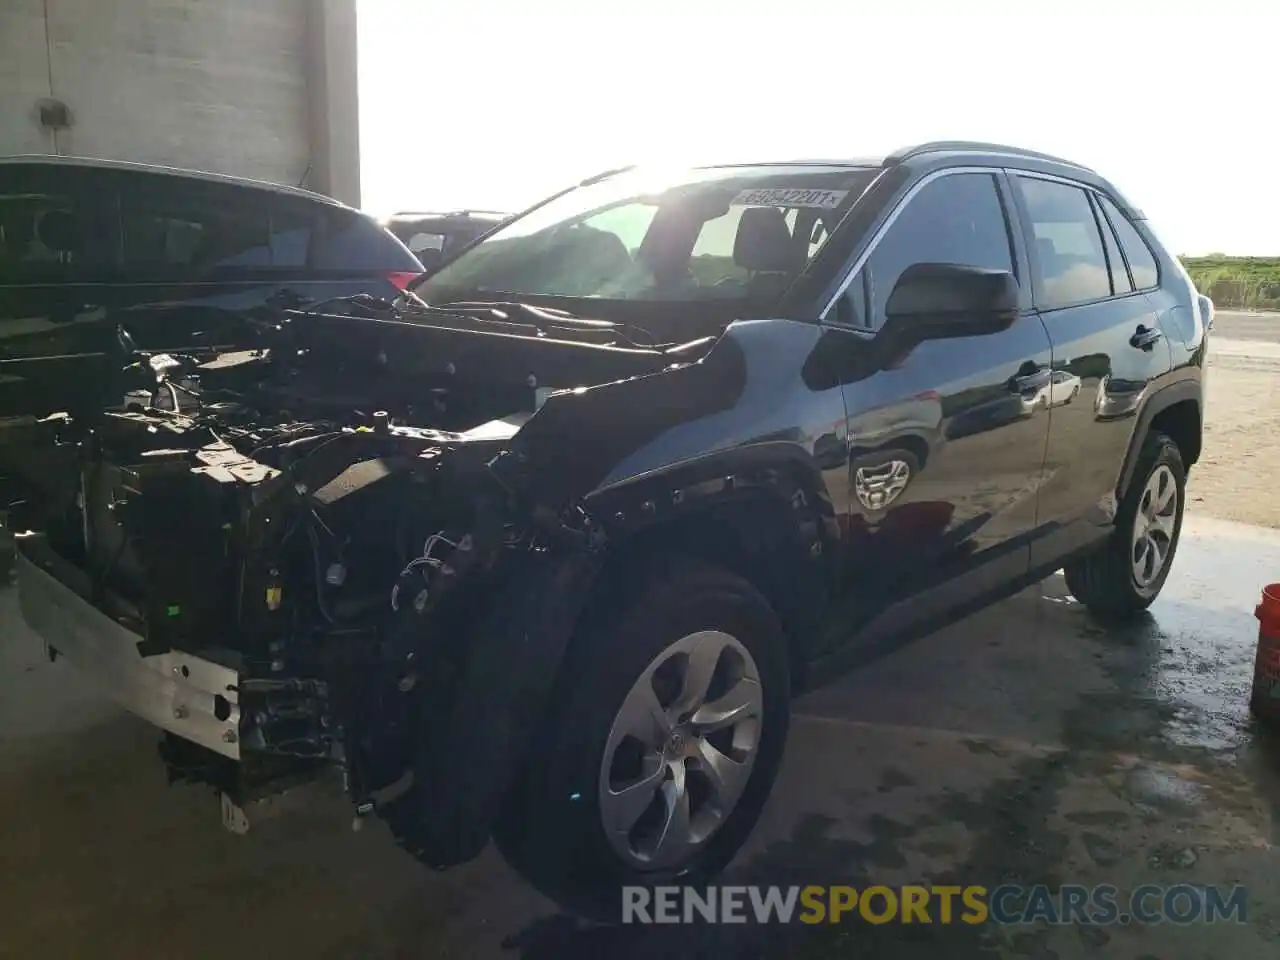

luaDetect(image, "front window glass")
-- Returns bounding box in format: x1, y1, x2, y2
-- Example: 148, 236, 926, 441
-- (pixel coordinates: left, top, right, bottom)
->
414, 165, 878, 307
0, 168, 115, 275
862, 172, 1015, 328
0, 193, 79, 266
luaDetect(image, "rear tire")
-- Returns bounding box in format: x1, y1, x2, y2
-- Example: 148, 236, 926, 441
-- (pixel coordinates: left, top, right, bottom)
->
1064, 431, 1185, 619
493, 555, 790, 920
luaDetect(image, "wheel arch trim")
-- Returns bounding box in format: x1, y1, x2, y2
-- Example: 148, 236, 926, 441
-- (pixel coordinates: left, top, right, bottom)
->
1117, 379, 1201, 500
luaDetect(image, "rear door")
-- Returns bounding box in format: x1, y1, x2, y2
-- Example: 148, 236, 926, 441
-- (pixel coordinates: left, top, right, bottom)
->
1008, 173, 1173, 568
824, 168, 1054, 650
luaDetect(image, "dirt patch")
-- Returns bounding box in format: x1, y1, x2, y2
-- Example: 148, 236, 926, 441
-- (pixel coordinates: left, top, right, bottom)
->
1187, 341, 1280, 528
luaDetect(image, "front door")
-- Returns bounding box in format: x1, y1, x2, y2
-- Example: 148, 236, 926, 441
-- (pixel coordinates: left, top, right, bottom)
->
821, 168, 1054, 653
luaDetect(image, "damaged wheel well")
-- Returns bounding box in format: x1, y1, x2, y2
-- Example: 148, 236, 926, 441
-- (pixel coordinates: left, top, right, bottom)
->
580, 491, 826, 682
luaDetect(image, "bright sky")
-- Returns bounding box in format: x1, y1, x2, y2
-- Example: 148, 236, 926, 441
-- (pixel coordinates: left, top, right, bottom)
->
358, 0, 1276, 256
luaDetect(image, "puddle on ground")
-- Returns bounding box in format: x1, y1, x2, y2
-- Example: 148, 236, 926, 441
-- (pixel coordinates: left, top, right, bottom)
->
1122, 763, 1207, 812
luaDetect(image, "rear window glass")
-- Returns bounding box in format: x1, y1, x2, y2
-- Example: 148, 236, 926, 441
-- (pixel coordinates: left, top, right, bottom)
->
314, 209, 422, 271
122, 183, 272, 269
265, 201, 315, 267
119, 179, 325, 270
1016, 176, 1112, 307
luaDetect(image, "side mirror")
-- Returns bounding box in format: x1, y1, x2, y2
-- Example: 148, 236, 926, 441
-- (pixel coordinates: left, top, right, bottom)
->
885, 263, 1019, 339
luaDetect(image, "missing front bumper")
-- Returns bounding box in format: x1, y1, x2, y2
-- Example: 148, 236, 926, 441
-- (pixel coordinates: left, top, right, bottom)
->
14, 533, 242, 759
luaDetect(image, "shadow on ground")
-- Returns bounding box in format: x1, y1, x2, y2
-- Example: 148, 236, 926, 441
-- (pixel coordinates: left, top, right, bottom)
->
2, 517, 1279, 959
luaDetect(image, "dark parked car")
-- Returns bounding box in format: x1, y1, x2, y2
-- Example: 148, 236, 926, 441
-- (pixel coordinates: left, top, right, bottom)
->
382, 209, 508, 270
6, 142, 1208, 919
0, 155, 423, 423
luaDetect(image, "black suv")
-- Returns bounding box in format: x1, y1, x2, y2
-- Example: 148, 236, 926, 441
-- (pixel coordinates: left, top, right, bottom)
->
7, 142, 1207, 919
0, 156, 423, 422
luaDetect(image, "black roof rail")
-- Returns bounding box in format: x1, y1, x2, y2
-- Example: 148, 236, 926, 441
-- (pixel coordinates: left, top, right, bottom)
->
579, 164, 635, 186
885, 141, 1093, 172
390, 209, 508, 218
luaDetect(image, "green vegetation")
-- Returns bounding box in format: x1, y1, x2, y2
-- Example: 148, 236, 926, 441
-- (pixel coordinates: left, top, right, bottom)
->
1180, 255, 1280, 309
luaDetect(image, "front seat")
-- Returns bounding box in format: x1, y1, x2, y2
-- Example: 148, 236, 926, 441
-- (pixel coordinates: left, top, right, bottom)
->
732, 206, 805, 298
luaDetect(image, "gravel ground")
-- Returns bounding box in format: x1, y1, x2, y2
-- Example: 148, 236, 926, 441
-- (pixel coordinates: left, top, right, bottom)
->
1188, 337, 1280, 528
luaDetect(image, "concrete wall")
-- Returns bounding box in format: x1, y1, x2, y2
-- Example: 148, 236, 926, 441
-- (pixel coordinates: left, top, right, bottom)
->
0, 0, 53, 156
0, 0, 359, 205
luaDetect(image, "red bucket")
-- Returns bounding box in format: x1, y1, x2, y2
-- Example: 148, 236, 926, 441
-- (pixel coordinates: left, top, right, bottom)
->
1250, 583, 1280, 724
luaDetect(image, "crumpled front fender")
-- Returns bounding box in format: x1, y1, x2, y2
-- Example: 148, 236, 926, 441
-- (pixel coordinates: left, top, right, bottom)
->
392, 547, 602, 868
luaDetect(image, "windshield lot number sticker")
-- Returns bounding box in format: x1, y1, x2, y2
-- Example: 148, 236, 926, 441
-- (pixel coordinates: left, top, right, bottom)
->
732, 188, 848, 209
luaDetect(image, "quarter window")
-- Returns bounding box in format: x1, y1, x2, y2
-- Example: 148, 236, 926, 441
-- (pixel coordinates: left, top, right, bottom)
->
861, 172, 1015, 328
1016, 176, 1112, 308
1098, 195, 1159, 290
314, 207, 429, 272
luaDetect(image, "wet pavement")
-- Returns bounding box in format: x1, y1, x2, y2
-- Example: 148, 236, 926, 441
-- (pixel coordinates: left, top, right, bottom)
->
2, 513, 1279, 958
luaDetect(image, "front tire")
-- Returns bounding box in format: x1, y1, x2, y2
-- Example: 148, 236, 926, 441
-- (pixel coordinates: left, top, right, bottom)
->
1064, 431, 1186, 618
494, 555, 791, 920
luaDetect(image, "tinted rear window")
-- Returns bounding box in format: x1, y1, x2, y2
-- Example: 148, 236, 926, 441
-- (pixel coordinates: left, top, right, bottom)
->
117, 176, 324, 270
314, 209, 422, 271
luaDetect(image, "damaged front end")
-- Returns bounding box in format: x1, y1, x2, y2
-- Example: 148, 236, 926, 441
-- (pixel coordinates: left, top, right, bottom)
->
7, 298, 723, 867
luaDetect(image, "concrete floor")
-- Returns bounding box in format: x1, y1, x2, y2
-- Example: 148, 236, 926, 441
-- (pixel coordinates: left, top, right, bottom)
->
1211, 310, 1280, 345
2, 514, 1279, 959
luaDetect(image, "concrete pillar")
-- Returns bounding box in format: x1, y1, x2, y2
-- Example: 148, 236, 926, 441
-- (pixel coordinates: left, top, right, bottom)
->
306, 0, 361, 207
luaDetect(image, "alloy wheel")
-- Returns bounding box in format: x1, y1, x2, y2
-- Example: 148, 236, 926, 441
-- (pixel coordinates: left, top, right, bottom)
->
1131, 464, 1178, 588
597, 630, 763, 870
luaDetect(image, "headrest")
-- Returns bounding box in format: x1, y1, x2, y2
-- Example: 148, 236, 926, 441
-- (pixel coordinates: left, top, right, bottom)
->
36, 209, 76, 253
733, 206, 802, 274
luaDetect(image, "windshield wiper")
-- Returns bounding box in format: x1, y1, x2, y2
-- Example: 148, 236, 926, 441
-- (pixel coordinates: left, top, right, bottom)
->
282, 292, 403, 320
431, 300, 600, 325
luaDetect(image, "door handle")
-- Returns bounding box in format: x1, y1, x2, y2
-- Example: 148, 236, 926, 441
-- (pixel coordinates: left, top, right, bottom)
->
1130, 324, 1164, 351
1009, 367, 1052, 394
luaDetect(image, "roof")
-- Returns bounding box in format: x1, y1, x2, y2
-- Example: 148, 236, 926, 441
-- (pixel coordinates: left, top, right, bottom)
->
386, 209, 510, 222
0, 154, 347, 207
591, 143, 1091, 178
884, 140, 1094, 173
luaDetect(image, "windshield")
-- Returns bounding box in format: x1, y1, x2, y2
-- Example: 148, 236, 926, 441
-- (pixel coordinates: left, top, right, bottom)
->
414, 165, 879, 309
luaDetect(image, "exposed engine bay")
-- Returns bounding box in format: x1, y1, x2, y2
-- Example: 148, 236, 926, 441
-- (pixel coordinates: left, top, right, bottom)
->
7, 296, 721, 855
